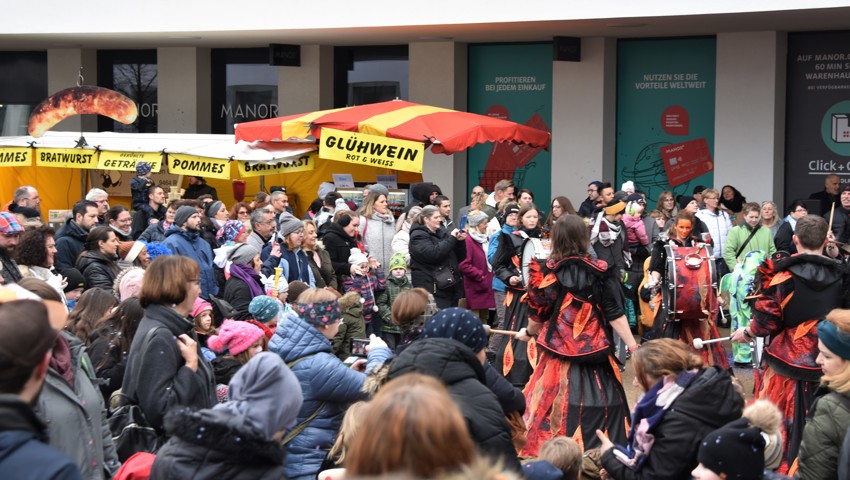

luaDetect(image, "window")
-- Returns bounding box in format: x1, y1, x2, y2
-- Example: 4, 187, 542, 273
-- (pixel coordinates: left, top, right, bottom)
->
0, 51, 47, 136
211, 48, 279, 134
334, 46, 408, 107
97, 50, 157, 133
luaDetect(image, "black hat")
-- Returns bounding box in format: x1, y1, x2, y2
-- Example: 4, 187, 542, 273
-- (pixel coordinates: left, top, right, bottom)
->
697, 417, 765, 479
61, 268, 85, 293
678, 195, 696, 211
693, 185, 707, 195
626, 193, 646, 204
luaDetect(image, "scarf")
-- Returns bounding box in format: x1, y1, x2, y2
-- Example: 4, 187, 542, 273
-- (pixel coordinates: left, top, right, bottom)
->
591, 216, 622, 247
613, 369, 699, 470
371, 212, 395, 224
229, 263, 264, 297
470, 230, 488, 244
520, 226, 541, 238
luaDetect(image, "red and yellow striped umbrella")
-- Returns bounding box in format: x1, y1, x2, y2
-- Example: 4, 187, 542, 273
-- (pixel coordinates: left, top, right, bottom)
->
234, 100, 550, 155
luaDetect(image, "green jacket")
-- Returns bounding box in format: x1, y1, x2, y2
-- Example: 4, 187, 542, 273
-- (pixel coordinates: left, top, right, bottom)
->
722, 224, 776, 271
376, 274, 412, 334
332, 291, 367, 360
798, 390, 850, 480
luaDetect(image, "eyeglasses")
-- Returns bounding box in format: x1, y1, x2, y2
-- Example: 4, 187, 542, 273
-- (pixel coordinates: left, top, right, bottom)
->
587, 189, 597, 193
664, 198, 675, 202
793, 208, 808, 213
238, 210, 249, 215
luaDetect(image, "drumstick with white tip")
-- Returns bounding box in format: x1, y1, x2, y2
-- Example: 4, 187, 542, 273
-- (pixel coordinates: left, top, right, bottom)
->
693, 336, 731, 349
482, 325, 519, 337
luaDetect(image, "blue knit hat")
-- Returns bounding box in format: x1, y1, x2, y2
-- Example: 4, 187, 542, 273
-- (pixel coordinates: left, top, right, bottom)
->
249, 296, 280, 323
422, 307, 487, 354
145, 242, 172, 261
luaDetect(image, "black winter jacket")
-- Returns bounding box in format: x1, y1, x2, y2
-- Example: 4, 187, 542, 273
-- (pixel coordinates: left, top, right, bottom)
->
322, 222, 360, 280
408, 223, 466, 301
389, 338, 521, 472
600, 366, 744, 480
151, 407, 284, 480
223, 276, 261, 321
121, 304, 216, 432
75, 250, 121, 291
54, 218, 88, 271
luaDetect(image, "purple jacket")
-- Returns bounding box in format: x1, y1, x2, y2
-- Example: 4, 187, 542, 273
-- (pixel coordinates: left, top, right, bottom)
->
458, 235, 496, 310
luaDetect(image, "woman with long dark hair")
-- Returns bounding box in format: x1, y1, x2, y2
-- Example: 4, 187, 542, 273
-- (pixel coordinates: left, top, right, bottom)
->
76, 226, 121, 291
720, 185, 747, 219
87, 297, 145, 401
14, 225, 66, 300
65, 287, 118, 345
492, 204, 541, 388
516, 214, 639, 454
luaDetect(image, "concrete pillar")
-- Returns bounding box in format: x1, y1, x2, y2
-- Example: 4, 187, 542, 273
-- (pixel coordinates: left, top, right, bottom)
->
409, 41, 468, 210
278, 45, 334, 115
551, 37, 617, 201
714, 31, 786, 204
157, 47, 211, 133
47, 49, 98, 132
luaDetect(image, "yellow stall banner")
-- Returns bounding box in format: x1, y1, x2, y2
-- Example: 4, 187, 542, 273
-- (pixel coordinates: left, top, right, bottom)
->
35, 148, 98, 169
319, 128, 424, 173
97, 151, 163, 172
167, 154, 231, 180
237, 153, 317, 178
0, 147, 33, 167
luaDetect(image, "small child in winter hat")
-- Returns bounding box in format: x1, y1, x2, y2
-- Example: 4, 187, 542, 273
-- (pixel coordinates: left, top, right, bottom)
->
388, 252, 408, 279
249, 296, 280, 325
348, 248, 370, 276
207, 319, 266, 359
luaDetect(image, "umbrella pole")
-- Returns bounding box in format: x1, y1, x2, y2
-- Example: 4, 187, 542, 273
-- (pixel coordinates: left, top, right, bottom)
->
259, 175, 266, 193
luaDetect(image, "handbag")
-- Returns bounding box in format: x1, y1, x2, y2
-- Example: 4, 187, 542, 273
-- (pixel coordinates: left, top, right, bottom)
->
433, 265, 456, 290
107, 327, 164, 462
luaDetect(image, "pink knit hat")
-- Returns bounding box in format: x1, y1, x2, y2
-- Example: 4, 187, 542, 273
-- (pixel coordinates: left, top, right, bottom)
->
191, 297, 213, 319
115, 267, 145, 301
207, 320, 264, 356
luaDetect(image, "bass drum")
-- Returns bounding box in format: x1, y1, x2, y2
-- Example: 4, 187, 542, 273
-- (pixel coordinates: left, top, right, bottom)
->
521, 237, 552, 285
663, 244, 718, 321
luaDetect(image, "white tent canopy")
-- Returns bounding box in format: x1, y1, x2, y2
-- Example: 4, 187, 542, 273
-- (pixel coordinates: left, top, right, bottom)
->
0, 131, 317, 164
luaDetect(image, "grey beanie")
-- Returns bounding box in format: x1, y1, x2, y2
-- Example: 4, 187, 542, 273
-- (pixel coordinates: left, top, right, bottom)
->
467, 210, 489, 227
277, 212, 303, 238
228, 243, 260, 265
366, 183, 390, 198
207, 201, 224, 218
213, 352, 303, 441
173, 205, 197, 227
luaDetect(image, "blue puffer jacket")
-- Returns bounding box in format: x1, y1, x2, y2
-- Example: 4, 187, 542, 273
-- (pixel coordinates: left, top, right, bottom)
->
268, 311, 391, 479
487, 223, 516, 293
162, 226, 219, 299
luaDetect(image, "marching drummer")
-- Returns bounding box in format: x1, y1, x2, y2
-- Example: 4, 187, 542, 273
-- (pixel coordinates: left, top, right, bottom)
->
644, 211, 729, 368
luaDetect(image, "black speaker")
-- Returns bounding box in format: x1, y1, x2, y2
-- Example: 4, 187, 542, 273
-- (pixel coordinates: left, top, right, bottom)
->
553, 37, 581, 62
269, 44, 301, 66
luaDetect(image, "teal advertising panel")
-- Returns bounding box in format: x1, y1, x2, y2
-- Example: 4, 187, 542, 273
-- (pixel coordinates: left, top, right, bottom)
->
616, 38, 716, 207
468, 43, 552, 204
785, 31, 850, 214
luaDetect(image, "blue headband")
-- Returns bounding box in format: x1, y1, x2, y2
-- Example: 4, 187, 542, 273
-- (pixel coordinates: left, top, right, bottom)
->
818, 320, 850, 361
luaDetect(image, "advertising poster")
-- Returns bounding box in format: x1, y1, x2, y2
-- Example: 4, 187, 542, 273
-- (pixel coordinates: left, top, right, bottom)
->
786, 31, 850, 213
468, 43, 552, 203
616, 38, 716, 207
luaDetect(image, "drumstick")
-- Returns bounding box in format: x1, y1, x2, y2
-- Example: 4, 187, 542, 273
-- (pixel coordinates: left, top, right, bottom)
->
482, 325, 519, 337
829, 202, 836, 233
693, 336, 731, 349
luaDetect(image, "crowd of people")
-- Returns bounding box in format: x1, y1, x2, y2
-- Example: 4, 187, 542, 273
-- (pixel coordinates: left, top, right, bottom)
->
1, 167, 850, 480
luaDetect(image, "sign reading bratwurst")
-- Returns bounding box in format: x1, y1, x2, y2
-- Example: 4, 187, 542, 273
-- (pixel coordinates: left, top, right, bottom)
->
237, 153, 317, 178
168, 154, 231, 180
36, 148, 98, 169
319, 128, 424, 173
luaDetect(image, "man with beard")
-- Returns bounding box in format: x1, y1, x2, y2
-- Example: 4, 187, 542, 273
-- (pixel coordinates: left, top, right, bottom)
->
578, 181, 602, 218
7, 186, 41, 221
162, 205, 218, 299
131, 185, 166, 240
84, 189, 109, 226
827, 184, 850, 243
183, 176, 218, 200
0, 296, 82, 480
0, 213, 24, 284
54, 200, 99, 271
